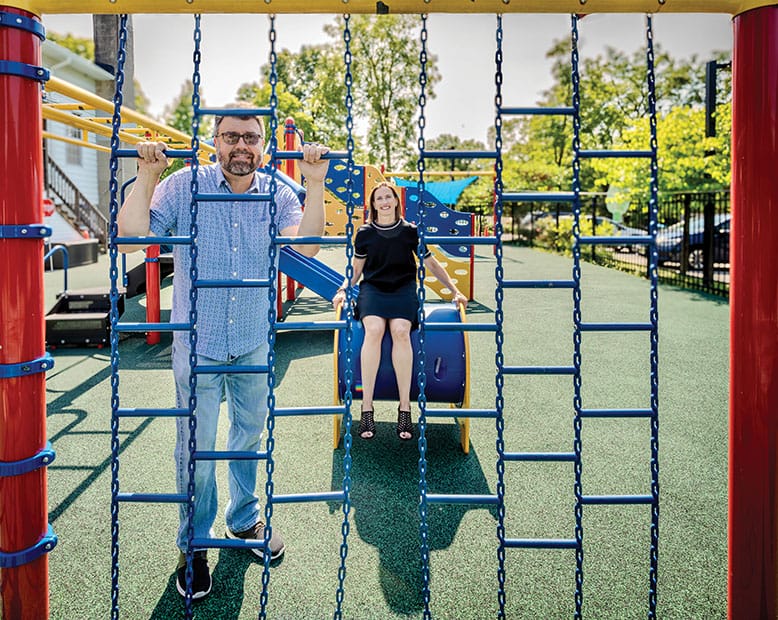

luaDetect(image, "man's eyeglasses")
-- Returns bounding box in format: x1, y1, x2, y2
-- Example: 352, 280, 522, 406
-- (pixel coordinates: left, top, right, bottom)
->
215, 131, 263, 146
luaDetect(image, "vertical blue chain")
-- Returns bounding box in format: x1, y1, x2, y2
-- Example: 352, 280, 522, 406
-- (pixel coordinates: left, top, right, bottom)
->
259, 15, 279, 620
182, 14, 203, 619
108, 14, 128, 620
415, 14, 432, 620
645, 14, 660, 619
333, 13, 356, 620
570, 15, 585, 620
493, 16, 507, 620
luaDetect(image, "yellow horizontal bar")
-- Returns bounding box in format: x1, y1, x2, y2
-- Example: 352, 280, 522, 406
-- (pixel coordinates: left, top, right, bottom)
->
43, 131, 111, 153
10, 0, 772, 16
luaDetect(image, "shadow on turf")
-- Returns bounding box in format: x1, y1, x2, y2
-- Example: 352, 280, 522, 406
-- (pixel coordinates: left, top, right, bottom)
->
329, 419, 498, 615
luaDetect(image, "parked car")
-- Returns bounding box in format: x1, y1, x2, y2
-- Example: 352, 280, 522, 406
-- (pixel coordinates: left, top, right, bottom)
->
656, 213, 730, 270
534, 213, 647, 252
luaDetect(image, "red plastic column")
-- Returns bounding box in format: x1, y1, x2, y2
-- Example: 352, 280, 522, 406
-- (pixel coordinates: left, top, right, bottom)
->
728, 6, 778, 619
0, 6, 50, 619
284, 117, 297, 302
145, 245, 161, 345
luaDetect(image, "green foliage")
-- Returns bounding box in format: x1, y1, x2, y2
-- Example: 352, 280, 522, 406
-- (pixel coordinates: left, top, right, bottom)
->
160, 80, 213, 178
533, 215, 611, 256
47, 32, 94, 60
236, 81, 315, 146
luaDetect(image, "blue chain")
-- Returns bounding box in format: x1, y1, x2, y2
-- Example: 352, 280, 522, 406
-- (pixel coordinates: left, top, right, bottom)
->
333, 13, 356, 620
259, 15, 279, 619
182, 14, 203, 618
415, 14, 432, 619
645, 14, 660, 619
570, 15, 585, 620
108, 14, 128, 620
494, 16, 508, 620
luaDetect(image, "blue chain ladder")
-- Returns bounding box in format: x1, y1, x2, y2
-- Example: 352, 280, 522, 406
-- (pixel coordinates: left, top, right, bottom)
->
333, 12, 357, 620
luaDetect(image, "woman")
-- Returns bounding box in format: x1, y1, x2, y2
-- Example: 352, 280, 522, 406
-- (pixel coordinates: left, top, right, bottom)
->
332, 182, 468, 441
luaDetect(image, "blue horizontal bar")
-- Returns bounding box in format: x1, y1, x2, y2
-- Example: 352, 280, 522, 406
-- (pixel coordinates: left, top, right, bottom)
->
194, 450, 268, 461
274, 236, 347, 246
272, 491, 345, 504
503, 452, 576, 462
114, 149, 194, 159
580, 408, 653, 418
275, 321, 346, 331
422, 150, 497, 160
578, 235, 653, 246
424, 408, 496, 419
503, 279, 575, 289
191, 537, 267, 550
423, 236, 496, 246
423, 322, 496, 332
272, 151, 350, 160
579, 322, 653, 332
500, 106, 574, 116
195, 278, 271, 289
116, 322, 192, 333
195, 192, 270, 202
116, 407, 189, 418
578, 149, 653, 159
426, 493, 499, 505
113, 235, 191, 246
581, 494, 654, 505
197, 106, 273, 117
502, 192, 575, 203
504, 366, 576, 375
503, 538, 577, 549
116, 492, 186, 503
274, 406, 346, 417
193, 364, 268, 375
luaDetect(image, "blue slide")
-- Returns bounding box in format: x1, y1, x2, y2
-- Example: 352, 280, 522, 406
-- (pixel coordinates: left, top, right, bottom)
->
279, 246, 356, 302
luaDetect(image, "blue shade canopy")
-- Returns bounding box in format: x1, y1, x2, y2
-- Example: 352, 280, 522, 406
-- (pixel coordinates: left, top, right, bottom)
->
392, 176, 479, 205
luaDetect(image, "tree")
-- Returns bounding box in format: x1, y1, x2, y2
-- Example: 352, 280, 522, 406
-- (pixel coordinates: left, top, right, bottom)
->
160, 80, 213, 177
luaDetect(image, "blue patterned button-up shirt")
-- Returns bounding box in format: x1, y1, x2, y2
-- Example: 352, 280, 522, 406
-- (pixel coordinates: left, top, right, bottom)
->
149, 164, 302, 360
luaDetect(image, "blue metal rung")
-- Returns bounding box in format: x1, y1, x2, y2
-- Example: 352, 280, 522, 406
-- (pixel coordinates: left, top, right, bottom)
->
580, 408, 653, 418
114, 149, 194, 159
502, 192, 575, 203
193, 364, 268, 375
274, 235, 348, 246
116, 492, 187, 503
578, 235, 653, 246
191, 537, 267, 551
423, 235, 496, 246
580, 322, 653, 332
503, 451, 576, 462
272, 150, 349, 161
581, 494, 654, 505
195, 192, 270, 203
499, 106, 574, 116
272, 491, 345, 504
0, 353, 54, 378
0, 525, 57, 568
422, 150, 497, 160
0, 442, 55, 477
113, 235, 192, 246
194, 450, 268, 461
578, 149, 653, 159
274, 406, 346, 417
116, 322, 192, 333
0, 224, 51, 239
426, 493, 499, 505
503, 365, 576, 376
117, 407, 189, 418
503, 279, 575, 289
197, 106, 273, 117
195, 278, 271, 289
503, 537, 577, 549
275, 321, 346, 332
424, 322, 496, 332
425, 408, 496, 419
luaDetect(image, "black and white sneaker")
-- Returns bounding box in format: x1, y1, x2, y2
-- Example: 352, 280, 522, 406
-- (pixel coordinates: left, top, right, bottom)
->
176, 550, 212, 600
226, 521, 285, 561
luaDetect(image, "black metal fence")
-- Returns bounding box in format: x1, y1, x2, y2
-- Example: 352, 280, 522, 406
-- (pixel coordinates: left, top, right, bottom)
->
496, 190, 731, 298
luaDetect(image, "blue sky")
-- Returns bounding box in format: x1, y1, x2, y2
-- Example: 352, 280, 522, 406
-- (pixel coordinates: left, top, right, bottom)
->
42, 13, 732, 144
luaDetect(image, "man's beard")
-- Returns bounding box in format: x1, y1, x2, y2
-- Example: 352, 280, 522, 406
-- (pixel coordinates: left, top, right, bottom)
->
220, 150, 257, 176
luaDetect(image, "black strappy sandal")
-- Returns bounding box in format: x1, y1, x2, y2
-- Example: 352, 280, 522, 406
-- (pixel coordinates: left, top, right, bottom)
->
396, 408, 414, 441
358, 409, 376, 440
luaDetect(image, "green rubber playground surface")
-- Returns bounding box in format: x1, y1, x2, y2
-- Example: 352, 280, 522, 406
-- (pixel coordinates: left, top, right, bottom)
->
43, 245, 728, 619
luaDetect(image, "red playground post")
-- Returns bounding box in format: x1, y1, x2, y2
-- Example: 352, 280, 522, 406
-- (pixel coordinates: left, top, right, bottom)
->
728, 5, 778, 619
0, 5, 56, 619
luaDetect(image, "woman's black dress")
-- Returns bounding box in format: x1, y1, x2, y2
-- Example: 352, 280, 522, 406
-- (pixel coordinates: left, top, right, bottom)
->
353, 219, 430, 330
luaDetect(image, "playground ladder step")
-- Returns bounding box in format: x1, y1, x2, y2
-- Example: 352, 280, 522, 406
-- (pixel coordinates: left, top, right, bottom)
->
192, 364, 268, 375
503, 451, 577, 462
503, 279, 575, 289
424, 322, 497, 333
197, 106, 272, 117
113, 234, 192, 247
500, 105, 574, 116
580, 408, 653, 418
116, 492, 187, 504
427, 493, 499, 506
274, 405, 347, 417
425, 407, 496, 419
194, 450, 267, 461
579, 322, 653, 332
272, 491, 346, 504
578, 235, 653, 246
581, 494, 654, 505
191, 537, 269, 552
274, 235, 347, 246
194, 278, 272, 289
116, 407, 189, 418
504, 365, 576, 376
423, 149, 497, 160
424, 235, 496, 246
502, 191, 575, 203
503, 538, 577, 550
195, 192, 269, 202
115, 322, 192, 333
275, 321, 347, 332
578, 149, 653, 159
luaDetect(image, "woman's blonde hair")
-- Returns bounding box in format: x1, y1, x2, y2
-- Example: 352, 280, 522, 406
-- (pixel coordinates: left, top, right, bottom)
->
367, 182, 403, 223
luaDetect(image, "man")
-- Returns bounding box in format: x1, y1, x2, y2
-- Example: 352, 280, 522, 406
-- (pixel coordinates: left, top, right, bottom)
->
117, 107, 330, 599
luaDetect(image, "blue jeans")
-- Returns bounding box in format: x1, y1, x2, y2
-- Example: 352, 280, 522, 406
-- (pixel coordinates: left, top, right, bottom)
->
172, 337, 269, 551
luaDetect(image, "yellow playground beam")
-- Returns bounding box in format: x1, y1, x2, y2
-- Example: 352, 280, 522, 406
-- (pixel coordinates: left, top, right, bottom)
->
12, 0, 770, 15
